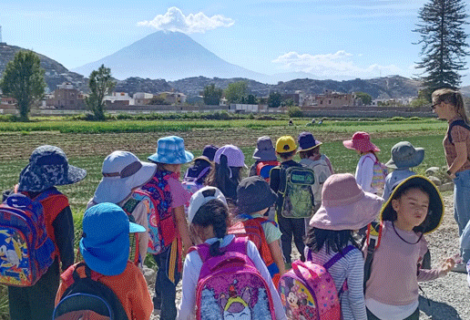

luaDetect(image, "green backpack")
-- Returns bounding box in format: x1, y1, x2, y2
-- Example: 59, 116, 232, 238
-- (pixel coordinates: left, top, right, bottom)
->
275, 165, 315, 218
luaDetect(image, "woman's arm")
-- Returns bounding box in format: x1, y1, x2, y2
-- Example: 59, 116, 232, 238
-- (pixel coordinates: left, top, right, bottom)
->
448, 141, 468, 176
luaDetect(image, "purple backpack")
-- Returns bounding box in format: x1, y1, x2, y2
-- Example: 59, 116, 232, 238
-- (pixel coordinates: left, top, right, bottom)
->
278, 245, 355, 320
189, 237, 276, 320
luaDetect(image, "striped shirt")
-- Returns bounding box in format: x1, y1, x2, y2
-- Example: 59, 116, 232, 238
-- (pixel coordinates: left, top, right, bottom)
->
305, 244, 367, 320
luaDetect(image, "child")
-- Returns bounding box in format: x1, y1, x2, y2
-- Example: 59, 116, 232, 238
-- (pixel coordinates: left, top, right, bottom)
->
183, 144, 218, 186
298, 131, 334, 212
6, 145, 86, 320
178, 186, 287, 320
55, 203, 153, 320
343, 132, 381, 194
269, 135, 306, 264
205, 144, 246, 203
249, 136, 279, 180
232, 176, 286, 284
87, 151, 157, 268
382, 141, 424, 201
147, 135, 193, 320
306, 173, 383, 320
364, 175, 456, 320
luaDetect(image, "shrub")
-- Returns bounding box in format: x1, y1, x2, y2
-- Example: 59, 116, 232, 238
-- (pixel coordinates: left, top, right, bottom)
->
287, 106, 303, 118
390, 116, 405, 121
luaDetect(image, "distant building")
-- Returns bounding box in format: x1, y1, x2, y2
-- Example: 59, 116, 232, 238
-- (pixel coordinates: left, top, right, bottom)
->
159, 92, 187, 104
47, 82, 85, 109
1, 96, 17, 106
304, 90, 355, 108
133, 92, 154, 105
104, 92, 135, 105
281, 90, 305, 106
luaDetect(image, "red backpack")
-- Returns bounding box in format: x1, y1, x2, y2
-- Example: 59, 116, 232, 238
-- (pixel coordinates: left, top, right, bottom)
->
256, 160, 280, 182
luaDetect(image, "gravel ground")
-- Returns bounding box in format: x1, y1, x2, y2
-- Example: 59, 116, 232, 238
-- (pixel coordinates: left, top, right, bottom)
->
148, 192, 469, 320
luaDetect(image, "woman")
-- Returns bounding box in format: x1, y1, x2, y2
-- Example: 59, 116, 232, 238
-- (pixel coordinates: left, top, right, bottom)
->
432, 88, 470, 273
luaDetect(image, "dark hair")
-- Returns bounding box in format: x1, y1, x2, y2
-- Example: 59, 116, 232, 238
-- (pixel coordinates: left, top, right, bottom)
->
205, 154, 243, 201
299, 147, 320, 159
191, 199, 231, 256
384, 184, 430, 233
432, 88, 468, 124
305, 227, 359, 255
278, 151, 295, 160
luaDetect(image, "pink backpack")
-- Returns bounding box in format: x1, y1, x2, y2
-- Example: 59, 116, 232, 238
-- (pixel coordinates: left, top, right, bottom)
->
278, 245, 355, 320
189, 237, 276, 320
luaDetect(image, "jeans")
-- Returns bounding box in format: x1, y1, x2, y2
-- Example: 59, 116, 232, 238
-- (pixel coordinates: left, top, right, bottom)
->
153, 241, 181, 320
277, 214, 305, 263
454, 169, 470, 263
9, 259, 60, 320
367, 307, 419, 320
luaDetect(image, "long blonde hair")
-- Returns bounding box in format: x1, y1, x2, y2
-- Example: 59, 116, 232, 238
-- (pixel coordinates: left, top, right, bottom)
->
432, 88, 469, 124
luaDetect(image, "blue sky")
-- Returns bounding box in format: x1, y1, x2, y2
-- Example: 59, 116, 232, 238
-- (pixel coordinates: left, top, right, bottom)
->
1, 0, 470, 84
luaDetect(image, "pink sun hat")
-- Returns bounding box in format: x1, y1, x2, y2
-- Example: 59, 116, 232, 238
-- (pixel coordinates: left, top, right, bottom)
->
309, 173, 383, 230
342, 132, 380, 153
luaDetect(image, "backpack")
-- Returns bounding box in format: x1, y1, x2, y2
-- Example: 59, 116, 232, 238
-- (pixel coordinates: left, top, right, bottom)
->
228, 214, 279, 279
138, 170, 178, 255
120, 198, 142, 266
256, 160, 280, 182
363, 222, 382, 289
189, 237, 276, 320
275, 165, 315, 219
53, 262, 129, 320
277, 245, 356, 320
362, 155, 388, 190
300, 155, 333, 207
0, 191, 58, 287
182, 166, 211, 198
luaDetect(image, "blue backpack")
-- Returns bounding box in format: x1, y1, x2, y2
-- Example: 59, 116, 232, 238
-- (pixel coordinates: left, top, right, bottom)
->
0, 191, 56, 287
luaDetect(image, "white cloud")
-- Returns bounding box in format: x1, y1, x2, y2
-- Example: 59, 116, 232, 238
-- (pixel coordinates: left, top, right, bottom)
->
272, 50, 402, 79
137, 7, 234, 34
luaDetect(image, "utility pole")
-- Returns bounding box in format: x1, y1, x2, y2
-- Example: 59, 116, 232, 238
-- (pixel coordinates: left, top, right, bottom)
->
0, 25, 2, 43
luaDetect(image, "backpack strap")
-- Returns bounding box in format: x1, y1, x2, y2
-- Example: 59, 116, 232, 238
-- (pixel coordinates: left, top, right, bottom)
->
363, 222, 382, 290
121, 198, 141, 215
323, 245, 356, 270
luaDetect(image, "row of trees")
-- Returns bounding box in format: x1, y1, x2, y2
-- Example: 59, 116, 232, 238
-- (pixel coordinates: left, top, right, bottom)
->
0, 0, 468, 121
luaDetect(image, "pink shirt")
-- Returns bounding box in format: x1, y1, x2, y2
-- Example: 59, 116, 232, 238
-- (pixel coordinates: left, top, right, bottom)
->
167, 177, 191, 208
364, 221, 440, 306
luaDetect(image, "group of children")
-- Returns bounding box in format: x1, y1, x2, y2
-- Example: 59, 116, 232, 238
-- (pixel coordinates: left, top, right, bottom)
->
0, 129, 462, 320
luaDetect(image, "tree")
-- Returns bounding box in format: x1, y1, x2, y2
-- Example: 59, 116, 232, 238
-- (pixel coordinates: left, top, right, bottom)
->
0, 50, 46, 121
85, 64, 116, 120
224, 81, 247, 104
355, 92, 372, 105
413, 0, 469, 92
247, 94, 257, 104
203, 84, 223, 105
267, 92, 281, 108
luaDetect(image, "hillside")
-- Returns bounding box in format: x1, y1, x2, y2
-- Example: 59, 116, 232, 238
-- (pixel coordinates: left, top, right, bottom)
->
0, 43, 87, 93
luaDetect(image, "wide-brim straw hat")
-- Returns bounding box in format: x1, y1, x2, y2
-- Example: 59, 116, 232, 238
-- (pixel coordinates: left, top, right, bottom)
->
309, 173, 383, 230
18, 145, 87, 193
93, 151, 156, 204
148, 136, 194, 164
381, 175, 443, 234
343, 132, 380, 153
385, 141, 425, 169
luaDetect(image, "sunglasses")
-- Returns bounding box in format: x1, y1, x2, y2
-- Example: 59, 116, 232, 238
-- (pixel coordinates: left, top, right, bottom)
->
431, 102, 440, 109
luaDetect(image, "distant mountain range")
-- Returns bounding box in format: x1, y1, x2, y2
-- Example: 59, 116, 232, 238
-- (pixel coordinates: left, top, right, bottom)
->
1, 38, 423, 100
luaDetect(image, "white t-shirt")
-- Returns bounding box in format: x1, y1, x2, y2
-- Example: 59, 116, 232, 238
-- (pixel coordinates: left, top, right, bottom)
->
177, 234, 287, 320
355, 153, 377, 194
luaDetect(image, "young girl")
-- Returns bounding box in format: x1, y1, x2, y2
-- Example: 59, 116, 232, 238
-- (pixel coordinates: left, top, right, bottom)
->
343, 132, 381, 194
306, 173, 384, 320
205, 144, 246, 203
232, 176, 286, 284
364, 175, 456, 320
147, 135, 193, 320
178, 186, 287, 320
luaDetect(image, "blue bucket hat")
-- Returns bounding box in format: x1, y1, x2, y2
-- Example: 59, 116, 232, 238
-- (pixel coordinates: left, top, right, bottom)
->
18, 145, 87, 192
298, 132, 322, 151
148, 136, 194, 164
80, 203, 146, 276
385, 141, 425, 169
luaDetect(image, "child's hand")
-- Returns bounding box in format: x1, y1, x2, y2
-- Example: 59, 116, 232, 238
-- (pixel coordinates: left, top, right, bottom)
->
438, 255, 460, 276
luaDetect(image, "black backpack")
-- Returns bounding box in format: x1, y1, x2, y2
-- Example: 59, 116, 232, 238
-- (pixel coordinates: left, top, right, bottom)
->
53, 262, 129, 320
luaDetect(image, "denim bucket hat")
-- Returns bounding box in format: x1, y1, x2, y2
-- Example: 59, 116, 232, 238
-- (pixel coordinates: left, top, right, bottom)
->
385, 141, 425, 169
18, 145, 87, 192
298, 132, 322, 151
237, 176, 277, 214
253, 136, 277, 161
93, 151, 157, 204
148, 136, 194, 164
80, 203, 146, 276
